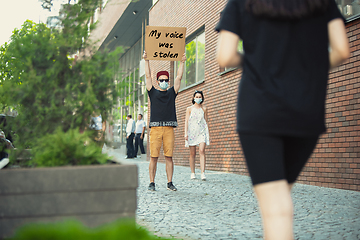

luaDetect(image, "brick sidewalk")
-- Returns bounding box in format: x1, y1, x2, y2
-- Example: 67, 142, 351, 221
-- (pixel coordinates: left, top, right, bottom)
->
105, 147, 360, 240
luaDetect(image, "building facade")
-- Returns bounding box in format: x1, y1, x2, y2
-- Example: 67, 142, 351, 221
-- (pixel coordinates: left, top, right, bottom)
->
90, 0, 152, 144
94, 0, 360, 191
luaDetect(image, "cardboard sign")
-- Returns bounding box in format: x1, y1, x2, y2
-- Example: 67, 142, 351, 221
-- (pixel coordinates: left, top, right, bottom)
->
145, 26, 186, 61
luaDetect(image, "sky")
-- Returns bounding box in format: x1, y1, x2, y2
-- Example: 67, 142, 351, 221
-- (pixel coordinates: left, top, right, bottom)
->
0, 0, 65, 46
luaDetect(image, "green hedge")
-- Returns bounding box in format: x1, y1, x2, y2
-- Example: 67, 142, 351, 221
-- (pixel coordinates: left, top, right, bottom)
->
31, 127, 109, 167
12, 219, 180, 240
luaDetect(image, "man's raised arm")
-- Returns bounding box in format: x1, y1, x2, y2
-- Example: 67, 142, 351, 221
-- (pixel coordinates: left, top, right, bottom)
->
174, 53, 186, 94
143, 51, 153, 91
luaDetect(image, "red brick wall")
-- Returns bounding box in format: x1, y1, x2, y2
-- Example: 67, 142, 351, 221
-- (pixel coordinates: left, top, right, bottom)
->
298, 19, 360, 191
147, 0, 360, 191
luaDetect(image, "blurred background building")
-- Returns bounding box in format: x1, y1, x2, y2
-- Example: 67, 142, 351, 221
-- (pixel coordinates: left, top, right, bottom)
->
90, 0, 359, 191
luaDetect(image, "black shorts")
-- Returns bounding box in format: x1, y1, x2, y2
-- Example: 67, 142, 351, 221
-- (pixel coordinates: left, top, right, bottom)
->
239, 133, 319, 186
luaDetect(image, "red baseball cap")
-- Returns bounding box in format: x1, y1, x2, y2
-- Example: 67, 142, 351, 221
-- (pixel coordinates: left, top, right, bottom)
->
157, 71, 169, 79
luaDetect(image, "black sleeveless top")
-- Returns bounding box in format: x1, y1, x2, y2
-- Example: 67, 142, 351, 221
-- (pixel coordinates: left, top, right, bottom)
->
148, 86, 178, 127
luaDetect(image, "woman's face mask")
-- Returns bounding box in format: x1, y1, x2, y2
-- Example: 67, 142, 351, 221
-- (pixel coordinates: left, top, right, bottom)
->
194, 98, 202, 104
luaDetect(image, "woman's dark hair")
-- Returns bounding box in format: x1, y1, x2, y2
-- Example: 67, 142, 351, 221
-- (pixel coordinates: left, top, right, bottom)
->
192, 90, 204, 104
245, 0, 329, 19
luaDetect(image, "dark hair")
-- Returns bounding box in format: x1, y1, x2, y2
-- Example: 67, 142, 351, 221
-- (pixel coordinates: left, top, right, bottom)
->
245, 0, 329, 19
127, 114, 132, 118
192, 90, 204, 104
138, 114, 143, 118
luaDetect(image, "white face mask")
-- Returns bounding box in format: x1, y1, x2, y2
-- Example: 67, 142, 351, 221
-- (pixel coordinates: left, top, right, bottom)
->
159, 81, 169, 90
194, 98, 202, 104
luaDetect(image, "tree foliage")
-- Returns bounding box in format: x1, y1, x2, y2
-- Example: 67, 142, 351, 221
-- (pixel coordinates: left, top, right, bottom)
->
0, 0, 122, 152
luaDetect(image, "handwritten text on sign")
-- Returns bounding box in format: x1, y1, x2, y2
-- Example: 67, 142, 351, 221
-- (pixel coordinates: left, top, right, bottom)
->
145, 26, 186, 61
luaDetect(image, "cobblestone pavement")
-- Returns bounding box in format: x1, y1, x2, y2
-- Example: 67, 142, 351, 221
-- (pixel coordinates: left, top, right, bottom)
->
106, 148, 360, 240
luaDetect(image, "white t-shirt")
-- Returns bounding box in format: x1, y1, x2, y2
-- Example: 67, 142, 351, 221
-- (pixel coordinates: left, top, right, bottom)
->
135, 119, 146, 134
89, 114, 103, 130
126, 118, 135, 136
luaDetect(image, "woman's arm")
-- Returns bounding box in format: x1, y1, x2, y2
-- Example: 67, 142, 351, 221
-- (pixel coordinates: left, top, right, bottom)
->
203, 106, 208, 124
216, 30, 243, 68
141, 126, 145, 139
184, 107, 191, 140
328, 18, 350, 68
203, 106, 210, 141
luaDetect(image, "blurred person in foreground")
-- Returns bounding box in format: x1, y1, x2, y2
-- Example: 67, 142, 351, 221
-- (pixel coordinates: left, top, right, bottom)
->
216, 0, 349, 239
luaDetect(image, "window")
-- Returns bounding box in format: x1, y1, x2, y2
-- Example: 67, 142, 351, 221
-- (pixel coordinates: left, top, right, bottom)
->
336, 0, 360, 21
175, 31, 205, 90
152, 0, 159, 6
117, 39, 148, 143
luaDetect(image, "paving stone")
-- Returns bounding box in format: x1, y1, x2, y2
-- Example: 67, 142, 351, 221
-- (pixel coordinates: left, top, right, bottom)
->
108, 149, 360, 240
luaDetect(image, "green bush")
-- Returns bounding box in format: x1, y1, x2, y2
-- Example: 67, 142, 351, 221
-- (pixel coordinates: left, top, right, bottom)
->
31, 127, 109, 167
12, 219, 179, 240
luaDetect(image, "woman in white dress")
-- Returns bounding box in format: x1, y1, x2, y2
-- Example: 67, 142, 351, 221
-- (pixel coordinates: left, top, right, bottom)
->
185, 90, 210, 180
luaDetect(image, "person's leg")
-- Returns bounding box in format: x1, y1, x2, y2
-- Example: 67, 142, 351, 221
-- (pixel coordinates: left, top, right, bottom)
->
254, 180, 294, 240
129, 133, 135, 158
139, 136, 146, 154
132, 133, 136, 157
149, 157, 158, 183
288, 183, 294, 192
165, 156, 174, 183
283, 136, 318, 192
189, 146, 196, 174
134, 134, 139, 157
163, 127, 175, 187
239, 133, 292, 240
199, 142, 206, 180
0, 152, 9, 169
126, 135, 131, 157
149, 127, 162, 184
199, 142, 206, 174
284, 136, 319, 184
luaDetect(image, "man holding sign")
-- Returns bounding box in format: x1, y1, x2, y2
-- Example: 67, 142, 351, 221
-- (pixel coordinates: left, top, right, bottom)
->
143, 50, 186, 192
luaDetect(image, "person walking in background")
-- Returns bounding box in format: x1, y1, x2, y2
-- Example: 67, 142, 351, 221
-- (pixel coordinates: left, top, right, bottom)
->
185, 90, 209, 180
134, 113, 146, 158
143, 50, 186, 191
216, 0, 349, 239
125, 114, 135, 159
89, 107, 106, 148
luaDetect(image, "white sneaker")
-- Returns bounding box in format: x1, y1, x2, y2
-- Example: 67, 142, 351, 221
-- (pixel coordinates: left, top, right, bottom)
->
0, 158, 9, 169
201, 173, 206, 181
190, 173, 196, 179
